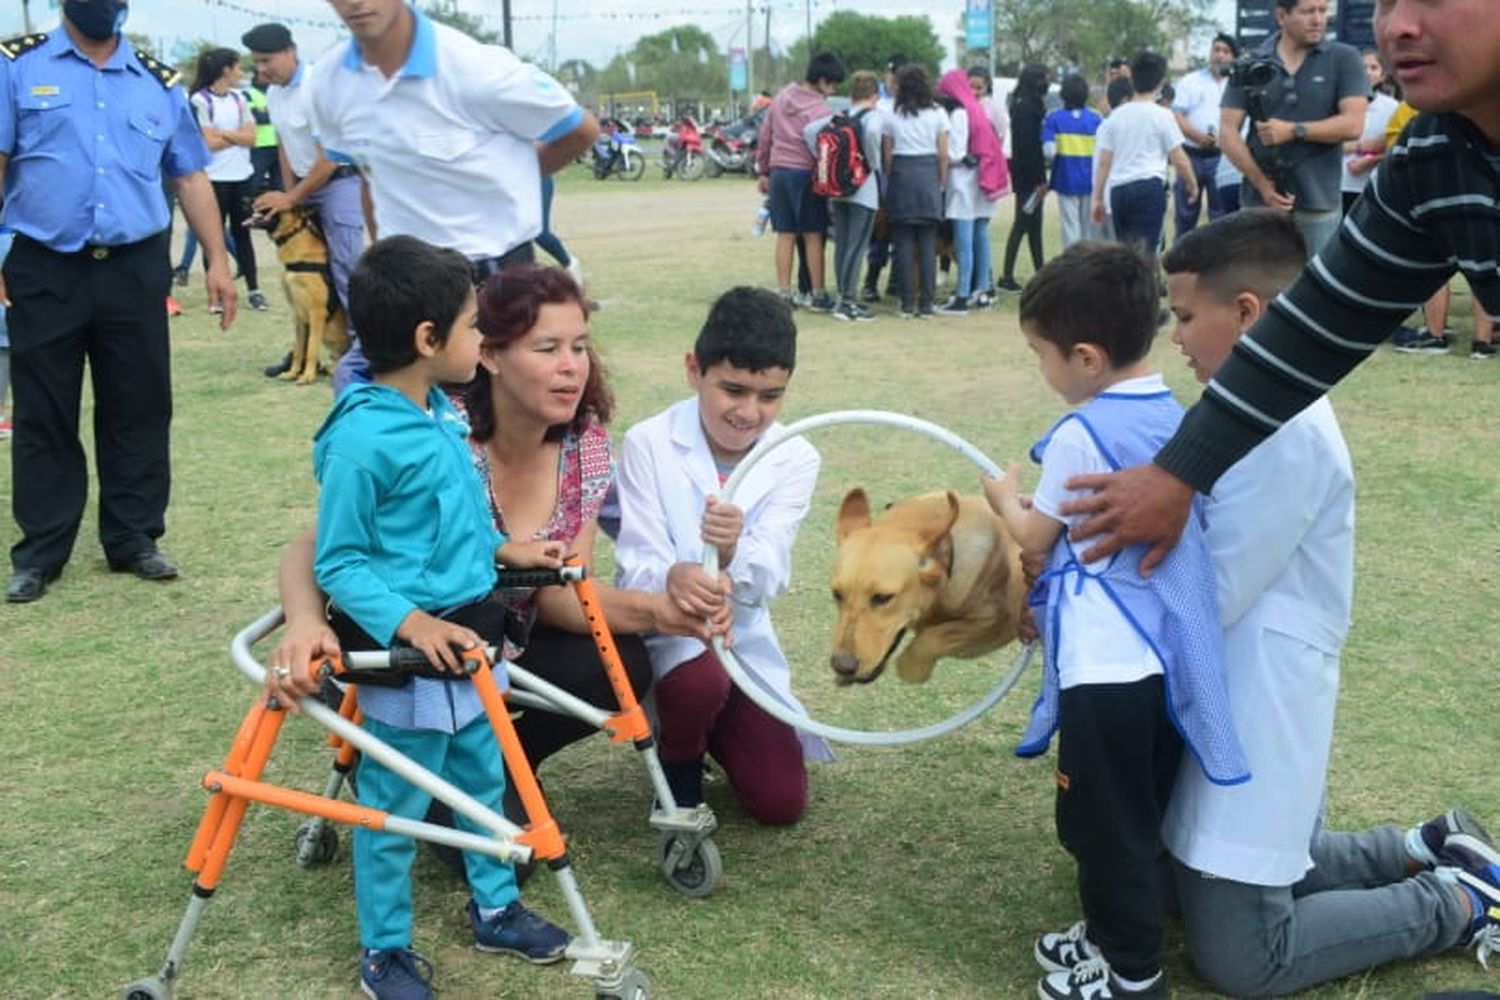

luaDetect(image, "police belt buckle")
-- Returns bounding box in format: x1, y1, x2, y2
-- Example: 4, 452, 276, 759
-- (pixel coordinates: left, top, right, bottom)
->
88, 246, 110, 261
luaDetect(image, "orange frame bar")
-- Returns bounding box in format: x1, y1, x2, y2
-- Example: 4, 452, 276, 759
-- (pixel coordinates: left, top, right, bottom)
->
565, 555, 653, 744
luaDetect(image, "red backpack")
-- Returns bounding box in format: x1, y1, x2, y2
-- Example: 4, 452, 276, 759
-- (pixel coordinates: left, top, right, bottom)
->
812, 109, 872, 198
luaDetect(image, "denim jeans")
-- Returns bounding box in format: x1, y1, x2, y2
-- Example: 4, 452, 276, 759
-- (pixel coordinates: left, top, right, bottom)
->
1110, 177, 1168, 258
950, 217, 993, 298
1173, 825, 1469, 996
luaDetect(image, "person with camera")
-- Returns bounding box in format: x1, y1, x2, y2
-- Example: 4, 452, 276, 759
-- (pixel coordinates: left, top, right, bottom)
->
1218, 0, 1367, 258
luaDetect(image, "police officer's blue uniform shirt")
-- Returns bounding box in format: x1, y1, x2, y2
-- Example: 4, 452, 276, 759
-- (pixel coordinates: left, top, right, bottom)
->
0, 29, 209, 251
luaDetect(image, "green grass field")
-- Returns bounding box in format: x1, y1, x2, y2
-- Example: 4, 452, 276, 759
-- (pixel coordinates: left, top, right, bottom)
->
1, 167, 1496, 999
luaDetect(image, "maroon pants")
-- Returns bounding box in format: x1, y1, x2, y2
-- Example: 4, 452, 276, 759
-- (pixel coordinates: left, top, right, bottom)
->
654, 648, 808, 825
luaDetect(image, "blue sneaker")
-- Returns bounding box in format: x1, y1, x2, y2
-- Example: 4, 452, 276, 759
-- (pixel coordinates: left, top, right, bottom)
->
468, 899, 570, 964
1443, 842, 1500, 969
359, 947, 433, 1000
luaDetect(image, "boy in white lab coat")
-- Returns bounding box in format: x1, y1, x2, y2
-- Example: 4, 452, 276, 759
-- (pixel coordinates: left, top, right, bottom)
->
614, 287, 831, 825
1030, 209, 1498, 996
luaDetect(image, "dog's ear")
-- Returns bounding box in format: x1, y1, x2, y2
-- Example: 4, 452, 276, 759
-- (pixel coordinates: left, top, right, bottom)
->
836, 488, 872, 540
914, 493, 962, 581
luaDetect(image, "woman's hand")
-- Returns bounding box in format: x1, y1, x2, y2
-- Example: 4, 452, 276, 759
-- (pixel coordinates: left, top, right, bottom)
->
497, 538, 566, 569
263, 619, 340, 709
665, 562, 729, 618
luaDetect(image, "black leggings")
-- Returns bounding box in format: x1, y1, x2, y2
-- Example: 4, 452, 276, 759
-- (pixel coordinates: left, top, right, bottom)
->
1001, 193, 1045, 282
509, 624, 654, 769
211, 177, 258, 291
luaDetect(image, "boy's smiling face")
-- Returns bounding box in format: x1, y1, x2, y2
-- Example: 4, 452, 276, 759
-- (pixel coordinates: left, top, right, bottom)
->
685, 356, 791, 464
1167, 272, 1257, 384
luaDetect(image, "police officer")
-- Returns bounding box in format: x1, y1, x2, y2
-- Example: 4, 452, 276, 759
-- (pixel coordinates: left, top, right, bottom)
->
1, 0, 238, 604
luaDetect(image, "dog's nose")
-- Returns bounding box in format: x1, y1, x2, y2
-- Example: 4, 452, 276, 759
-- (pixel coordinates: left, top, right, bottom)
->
830, 654, 858, 676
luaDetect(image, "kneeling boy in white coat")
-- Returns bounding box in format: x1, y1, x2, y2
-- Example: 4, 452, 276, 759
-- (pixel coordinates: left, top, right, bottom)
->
614, 287, 830, 826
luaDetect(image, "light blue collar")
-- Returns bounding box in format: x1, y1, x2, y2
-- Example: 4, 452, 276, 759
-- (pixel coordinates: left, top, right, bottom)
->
342, 4, 437, 78
290, 60, 305, 86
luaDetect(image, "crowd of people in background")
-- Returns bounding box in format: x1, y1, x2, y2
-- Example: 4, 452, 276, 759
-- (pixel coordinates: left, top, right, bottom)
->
742, 2, 1490, 356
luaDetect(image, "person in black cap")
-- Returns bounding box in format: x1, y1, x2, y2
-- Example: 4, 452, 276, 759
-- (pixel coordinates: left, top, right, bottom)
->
242, 21, 367, 379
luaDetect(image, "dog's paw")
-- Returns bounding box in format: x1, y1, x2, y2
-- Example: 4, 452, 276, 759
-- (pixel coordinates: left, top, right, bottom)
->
895, 653, 937, 684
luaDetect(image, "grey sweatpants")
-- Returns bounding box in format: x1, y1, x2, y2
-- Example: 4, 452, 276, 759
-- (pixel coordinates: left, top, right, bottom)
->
1173, 825, 1470, 997
831, 201, 877, 304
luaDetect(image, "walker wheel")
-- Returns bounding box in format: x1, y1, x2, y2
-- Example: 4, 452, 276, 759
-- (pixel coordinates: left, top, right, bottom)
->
294, 820, 339, 867
596, 968, 651, 1000
659, 833, 722, 897
121, 977, 171, 1000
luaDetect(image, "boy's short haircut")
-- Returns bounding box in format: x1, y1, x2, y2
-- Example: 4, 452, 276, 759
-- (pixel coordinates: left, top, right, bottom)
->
805, 51, 847, 87
1060, 74, 1089, 110
348, 235, 474, 375
1130, 51, 1167, 94
1019, 241, 1160, 367
1162, 208, 1307, 305
848, 70, 879, 102
1105, 76, 1133, 110
694, 287, 798, 373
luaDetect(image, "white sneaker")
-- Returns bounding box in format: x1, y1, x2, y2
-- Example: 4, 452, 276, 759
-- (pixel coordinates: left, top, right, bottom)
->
566, 256, 585, 286
1035, 920, 1099, 973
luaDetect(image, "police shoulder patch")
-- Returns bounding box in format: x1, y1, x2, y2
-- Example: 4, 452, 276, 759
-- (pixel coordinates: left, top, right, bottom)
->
134, 48, 182, 88
1, 32, 48, 60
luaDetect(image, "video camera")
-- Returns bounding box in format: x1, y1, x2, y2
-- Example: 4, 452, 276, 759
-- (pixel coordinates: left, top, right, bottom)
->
1225, 54, 1292, 197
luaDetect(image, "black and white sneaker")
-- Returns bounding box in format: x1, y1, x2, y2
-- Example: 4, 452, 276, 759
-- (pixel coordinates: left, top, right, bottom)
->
936, 296, 970, 315
1038, 957, 1168, 999
1035, 920, 1099, 973
1394, 326, 1452, 354
1471, 339, 1496, 359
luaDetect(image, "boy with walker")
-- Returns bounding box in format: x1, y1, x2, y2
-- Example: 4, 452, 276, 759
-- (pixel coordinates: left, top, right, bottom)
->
981, 241, 1248, 999
312, 235, 569, 999
1149, 209, 1500, 996
614, 287, 832, 826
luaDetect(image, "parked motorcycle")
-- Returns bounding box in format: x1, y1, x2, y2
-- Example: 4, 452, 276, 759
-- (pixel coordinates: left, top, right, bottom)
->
660, 116, 706, 180
590, 119, 644, 180
703, 126, 752, 177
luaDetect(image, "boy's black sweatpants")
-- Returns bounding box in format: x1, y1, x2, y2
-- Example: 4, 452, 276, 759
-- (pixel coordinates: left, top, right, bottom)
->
1055, 676, 1182, 982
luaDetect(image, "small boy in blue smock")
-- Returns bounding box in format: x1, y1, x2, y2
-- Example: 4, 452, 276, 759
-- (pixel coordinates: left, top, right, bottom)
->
313, 235, 569, 1000
982, 241, 1247, 1000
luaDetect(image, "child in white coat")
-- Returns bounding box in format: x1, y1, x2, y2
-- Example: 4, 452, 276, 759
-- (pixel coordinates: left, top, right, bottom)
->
614, 287, 830, 824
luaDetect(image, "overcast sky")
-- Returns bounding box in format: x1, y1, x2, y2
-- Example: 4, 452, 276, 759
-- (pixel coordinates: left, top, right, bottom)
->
6, 0, 1238, 71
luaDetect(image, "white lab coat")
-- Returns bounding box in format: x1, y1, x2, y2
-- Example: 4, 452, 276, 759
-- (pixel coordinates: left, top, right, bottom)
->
1162, 398, 1355, 886
614, 398, 832, 761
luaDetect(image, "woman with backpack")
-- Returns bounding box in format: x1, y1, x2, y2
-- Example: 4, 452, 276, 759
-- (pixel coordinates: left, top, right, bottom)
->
189, 48, 267, 312
881, 64, 949, 319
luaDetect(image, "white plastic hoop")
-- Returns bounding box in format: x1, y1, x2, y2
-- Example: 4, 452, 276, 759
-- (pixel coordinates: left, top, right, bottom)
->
707, 409, 1036, 746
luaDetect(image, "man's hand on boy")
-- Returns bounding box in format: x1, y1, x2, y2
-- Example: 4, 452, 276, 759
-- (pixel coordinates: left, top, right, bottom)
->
666, 562, 729, 618
497, 539, 566, 569
264, 619, 341, 710
1059, 463, 1195, 574
700, 496, 743, 566
396, 610, 484, 673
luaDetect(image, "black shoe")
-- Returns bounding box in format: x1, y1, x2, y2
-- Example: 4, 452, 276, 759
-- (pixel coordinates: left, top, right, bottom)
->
6, 567, 58, 603
996, 277, 1024, 293
860, 286, 881, 304
171, 266, 190, 288
264, 352, 293, 378
108, 548, 179, 581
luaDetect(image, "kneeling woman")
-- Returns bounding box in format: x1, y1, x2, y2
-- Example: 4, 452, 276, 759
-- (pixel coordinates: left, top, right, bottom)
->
267, 265, 713, 821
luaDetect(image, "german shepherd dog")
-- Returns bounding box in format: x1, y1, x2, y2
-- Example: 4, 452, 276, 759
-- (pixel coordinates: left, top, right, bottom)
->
829, 488, 1026, 685
249, 206, 350, 385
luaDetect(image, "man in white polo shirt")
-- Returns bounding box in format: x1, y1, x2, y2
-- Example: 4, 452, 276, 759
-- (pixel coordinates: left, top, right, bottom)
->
307, 0, 598, 389
1170, 32, 1237, 239
242, 22, 367, 378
